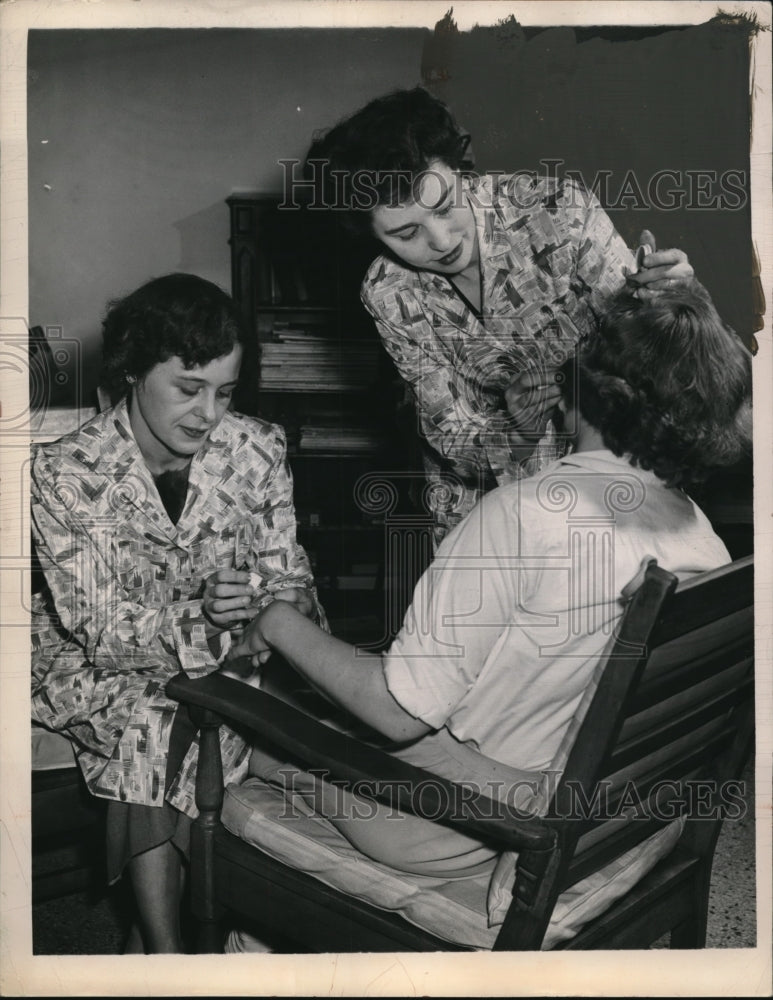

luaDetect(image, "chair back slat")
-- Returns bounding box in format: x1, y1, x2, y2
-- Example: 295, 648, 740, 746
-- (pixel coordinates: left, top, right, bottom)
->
621, 655, 752, 741
555, 733, 739, 893
546, 555, 754, 901
564, 816, 672, 888
559, 732, 739, 890
605, 673, 753, 775
569, 761, 704, 851
600, 723, 737, 808
561, 725, 734, 841
632, 610, 753, 712
649, 557, 753, 644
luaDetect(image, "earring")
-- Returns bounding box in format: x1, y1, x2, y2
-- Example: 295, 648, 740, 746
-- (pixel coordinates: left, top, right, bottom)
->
125, 373, 136, 385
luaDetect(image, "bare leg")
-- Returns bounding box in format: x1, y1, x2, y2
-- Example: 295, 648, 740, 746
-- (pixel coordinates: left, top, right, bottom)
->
127, 840, 185, 953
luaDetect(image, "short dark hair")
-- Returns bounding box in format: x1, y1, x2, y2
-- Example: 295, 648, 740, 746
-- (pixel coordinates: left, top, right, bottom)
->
305, 87, 474, 236
560, 283, 752, 488
100, 273, 247, 402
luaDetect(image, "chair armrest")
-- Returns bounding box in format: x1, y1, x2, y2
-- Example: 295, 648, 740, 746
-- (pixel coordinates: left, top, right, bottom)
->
167, 671, 556, 854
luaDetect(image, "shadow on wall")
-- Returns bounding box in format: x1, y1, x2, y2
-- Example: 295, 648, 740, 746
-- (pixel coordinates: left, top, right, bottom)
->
173, 202, 232, 280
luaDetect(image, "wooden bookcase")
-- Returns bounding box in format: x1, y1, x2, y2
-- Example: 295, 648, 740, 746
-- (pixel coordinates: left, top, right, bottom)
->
226, 192, 423, 646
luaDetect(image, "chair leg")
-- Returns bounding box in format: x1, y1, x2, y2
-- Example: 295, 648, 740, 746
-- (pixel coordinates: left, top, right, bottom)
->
196, 912, 224, 954
669, 867, 710, 949
190, 820, 225, 953
670, 915, 707, 949
188, 706, 227, 954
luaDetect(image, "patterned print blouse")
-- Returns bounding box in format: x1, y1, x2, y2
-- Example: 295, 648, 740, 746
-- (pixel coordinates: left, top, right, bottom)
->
361, 173, 635, 540
30, 400, 322, 815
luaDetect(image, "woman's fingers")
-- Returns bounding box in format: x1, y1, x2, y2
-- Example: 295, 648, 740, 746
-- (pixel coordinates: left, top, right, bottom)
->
208, 568, 252, 586
272, 588, 302, 604
216, 601, 257, 617
209, 581, 253, 600
512, 367, 564, 391
205, 571, 254, 604
627, 259, 693, 285
504, 374, 563, 433
626, 240, 694, 291
272, 587, 315, 618
208, 594, 257, 616
230, 626, 269, 660
637, 229, 657, 253
228, 636, 249, 659
203, 582, 260, 629
646, 247, 686, 266
634, 278, 689, 296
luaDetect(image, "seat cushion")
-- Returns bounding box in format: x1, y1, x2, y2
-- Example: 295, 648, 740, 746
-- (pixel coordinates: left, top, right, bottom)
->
486, 818, 684, 946
223, 776, 495, 949
221, 776, 683, 950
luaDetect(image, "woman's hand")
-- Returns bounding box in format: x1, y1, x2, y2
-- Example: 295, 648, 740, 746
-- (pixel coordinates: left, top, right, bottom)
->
271, 586, 316, 620
503, 369, 564, 442
224, 591, 314, 667
227, 603, 281, 667
625, 229, 694, 299
202, 568, 258, 631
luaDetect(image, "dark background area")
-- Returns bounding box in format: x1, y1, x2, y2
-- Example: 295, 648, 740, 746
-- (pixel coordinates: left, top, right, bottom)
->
423, 13, 757, 346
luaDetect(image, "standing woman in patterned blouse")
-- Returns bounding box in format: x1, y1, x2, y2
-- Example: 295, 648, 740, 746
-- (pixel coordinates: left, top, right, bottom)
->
306, 87, 698, 542
30, 273, 323, 952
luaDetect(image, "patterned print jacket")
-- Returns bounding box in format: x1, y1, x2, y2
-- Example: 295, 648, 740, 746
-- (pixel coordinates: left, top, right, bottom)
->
361, 173, 635, 539
30, 401, 321, 814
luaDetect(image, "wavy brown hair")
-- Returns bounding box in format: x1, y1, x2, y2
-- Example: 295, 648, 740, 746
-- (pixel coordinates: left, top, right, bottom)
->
304, 87, 475, 236
100, 273, 248, 403
561, 283, 752, 488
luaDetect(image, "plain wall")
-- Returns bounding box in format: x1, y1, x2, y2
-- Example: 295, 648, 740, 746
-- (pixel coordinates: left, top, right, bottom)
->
431, 17, 755, 345
27, 28, 426, 404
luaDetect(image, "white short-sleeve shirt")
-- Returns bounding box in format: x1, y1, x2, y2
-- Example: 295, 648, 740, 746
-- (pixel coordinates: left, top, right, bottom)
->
383, 450, 731, 772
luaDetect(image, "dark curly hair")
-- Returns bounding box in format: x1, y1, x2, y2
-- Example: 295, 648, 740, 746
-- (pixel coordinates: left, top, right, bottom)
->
100, 273, 247, 403
560, 283, 752, 488
303, 87, 475, 236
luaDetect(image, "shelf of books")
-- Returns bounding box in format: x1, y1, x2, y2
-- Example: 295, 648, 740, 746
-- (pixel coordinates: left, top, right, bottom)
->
227, 191, 417, 646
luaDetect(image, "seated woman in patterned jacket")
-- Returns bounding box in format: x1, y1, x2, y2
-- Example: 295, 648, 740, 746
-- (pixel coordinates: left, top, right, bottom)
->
306, 87, 704, 543
30, 273, 323, 953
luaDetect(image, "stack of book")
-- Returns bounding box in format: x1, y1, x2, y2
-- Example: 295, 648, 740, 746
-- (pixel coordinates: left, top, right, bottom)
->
260, 328, 380, 392
335, 562, 380, 591
298, 424, 387, 453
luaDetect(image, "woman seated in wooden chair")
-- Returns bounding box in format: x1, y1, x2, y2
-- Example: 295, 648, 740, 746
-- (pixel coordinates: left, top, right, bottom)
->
30, 273, 323, 953
220, 281, 751, 931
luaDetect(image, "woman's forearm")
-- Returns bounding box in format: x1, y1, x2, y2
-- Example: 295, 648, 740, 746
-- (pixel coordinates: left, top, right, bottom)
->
254, 602, 431, 743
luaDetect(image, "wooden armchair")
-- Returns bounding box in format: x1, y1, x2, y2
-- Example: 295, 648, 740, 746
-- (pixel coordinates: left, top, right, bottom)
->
167, 554, 754, 952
